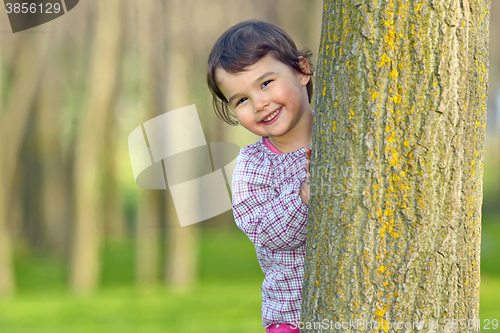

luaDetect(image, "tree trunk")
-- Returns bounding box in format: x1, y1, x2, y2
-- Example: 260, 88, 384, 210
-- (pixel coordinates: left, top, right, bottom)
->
135, 189, 161, 285
37, 59, 68, 256
163, 0, 200, 290
70, 0, 122, 294
0, 35, 47, 296
301, 0, 490, 332
131, 0, 165, 286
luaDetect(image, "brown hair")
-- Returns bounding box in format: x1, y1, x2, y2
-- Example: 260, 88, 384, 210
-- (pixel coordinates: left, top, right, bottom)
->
207, 20, 314, 126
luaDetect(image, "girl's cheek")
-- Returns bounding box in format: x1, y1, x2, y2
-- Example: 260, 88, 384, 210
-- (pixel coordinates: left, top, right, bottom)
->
272, 86, 290, 103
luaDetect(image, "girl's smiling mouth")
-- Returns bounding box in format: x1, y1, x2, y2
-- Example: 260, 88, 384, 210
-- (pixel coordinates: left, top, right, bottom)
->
260, 107, 282, 124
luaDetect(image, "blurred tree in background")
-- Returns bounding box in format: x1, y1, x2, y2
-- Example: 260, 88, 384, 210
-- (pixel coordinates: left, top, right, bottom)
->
70, 0, 123, 294
0, 0, 323, 293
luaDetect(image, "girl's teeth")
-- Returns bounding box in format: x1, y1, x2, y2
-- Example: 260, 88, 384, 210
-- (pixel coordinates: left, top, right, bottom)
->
263, 109, 280, 122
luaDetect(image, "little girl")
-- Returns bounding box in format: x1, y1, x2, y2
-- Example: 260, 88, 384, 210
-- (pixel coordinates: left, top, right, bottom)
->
206, 20, 314, 333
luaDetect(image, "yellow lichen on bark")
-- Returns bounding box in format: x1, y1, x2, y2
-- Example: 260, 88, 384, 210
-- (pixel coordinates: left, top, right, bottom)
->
301, 0, 490, 332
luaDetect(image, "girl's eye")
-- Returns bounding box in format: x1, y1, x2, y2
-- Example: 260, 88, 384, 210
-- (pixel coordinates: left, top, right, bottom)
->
261, 80, 272, 88
234, 81, 271, 107
236, 97, 247, 107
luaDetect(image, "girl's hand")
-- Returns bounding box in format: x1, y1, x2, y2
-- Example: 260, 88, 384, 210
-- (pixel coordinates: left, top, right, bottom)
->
299, 147, 311, 205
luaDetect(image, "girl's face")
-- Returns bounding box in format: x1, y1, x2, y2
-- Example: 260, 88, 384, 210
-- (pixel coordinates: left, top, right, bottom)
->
215, 54, 311, 141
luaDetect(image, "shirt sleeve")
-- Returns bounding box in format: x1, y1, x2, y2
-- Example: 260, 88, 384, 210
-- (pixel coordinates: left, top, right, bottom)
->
231, 152, 309, 251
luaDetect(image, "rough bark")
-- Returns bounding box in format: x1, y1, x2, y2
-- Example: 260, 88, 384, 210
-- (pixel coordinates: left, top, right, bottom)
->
301, 0, 490, 332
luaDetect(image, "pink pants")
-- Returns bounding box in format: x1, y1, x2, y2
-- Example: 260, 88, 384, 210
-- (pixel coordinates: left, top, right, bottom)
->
265, 324, 300, 332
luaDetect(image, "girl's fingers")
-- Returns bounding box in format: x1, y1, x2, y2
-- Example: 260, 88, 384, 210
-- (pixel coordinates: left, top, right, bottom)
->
305, 148, 311, 169
305, 147, 312, 175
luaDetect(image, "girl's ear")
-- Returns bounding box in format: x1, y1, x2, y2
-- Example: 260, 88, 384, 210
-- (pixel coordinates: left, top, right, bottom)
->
298, 56, 310, 73
298, 56, 311, 86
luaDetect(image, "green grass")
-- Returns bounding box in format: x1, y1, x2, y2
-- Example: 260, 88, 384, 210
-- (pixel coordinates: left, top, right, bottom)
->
0, 277, 498, 333
480, 275, 500, 321
0, 282, 263, 333
1, 219, 499, 332
4, 225, 266, 332
13, 252, 67, 294
199, 225, 264, 283
481, 214, 500, 276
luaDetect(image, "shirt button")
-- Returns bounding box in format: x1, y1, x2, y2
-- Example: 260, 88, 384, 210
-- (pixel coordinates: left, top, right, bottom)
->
276, 324, 280, 328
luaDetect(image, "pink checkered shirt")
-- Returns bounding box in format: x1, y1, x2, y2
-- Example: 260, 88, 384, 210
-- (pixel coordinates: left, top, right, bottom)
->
231, 136, 310, 329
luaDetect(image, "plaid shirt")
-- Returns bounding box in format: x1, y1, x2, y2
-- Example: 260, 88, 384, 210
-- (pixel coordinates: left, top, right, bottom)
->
231, 136, 310, 329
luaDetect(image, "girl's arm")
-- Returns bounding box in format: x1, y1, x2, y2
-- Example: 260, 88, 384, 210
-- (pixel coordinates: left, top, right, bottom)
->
232, 156, 308, 251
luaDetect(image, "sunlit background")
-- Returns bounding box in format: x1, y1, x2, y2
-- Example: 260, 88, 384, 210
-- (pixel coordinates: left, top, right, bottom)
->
0, 0, 498, 332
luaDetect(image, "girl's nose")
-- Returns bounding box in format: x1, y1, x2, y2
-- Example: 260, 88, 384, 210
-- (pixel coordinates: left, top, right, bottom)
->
255, 98, 269, 112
